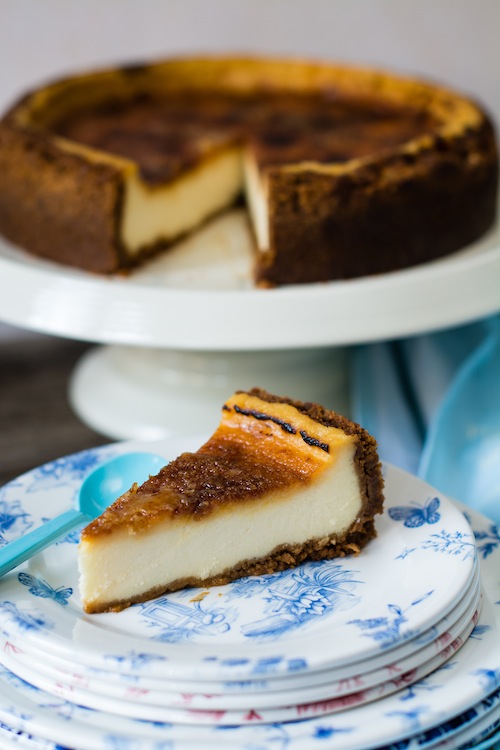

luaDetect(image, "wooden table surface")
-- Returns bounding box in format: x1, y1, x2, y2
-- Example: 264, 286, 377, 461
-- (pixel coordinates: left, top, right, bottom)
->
0, 331, 108, 487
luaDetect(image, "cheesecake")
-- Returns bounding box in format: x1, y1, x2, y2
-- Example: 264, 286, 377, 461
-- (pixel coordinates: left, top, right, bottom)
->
0, 57, 497, 285
78, 388, 384, 614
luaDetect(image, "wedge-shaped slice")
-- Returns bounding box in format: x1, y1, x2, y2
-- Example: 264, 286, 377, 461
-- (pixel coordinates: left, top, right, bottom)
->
78, 388, 384, 613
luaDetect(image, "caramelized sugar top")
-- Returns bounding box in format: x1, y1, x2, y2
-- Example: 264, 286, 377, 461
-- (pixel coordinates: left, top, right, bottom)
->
55, 93, 437, 184
82, 393, 355, 538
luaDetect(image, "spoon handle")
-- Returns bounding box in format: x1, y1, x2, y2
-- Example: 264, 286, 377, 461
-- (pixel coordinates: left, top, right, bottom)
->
0, 509, 89, 577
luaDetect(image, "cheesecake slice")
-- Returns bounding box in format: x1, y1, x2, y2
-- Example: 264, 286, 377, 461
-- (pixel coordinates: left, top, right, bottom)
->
78, 388, 384, 614
0, 57, 496, 284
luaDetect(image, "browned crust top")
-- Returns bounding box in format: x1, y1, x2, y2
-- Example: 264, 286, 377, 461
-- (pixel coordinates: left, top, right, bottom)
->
3, 55, 491, 184
81, 388, 384, 540
49, 92, 438, 185
245, 388, 385, 530
87, 440, 306, 532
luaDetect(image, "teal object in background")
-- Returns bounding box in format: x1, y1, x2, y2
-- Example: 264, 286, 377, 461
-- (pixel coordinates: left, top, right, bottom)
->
419, 317, 500, 520
352, 314, 500, 524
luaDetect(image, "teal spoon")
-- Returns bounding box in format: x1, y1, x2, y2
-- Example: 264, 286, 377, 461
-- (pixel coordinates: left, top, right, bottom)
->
0, 451, 167, 578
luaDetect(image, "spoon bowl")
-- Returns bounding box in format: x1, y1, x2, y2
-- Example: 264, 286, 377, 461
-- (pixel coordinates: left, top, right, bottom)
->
0, 451, 167, 578
78, 452, 167, 518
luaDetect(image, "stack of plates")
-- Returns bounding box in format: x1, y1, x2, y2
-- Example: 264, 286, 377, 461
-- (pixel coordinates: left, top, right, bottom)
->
0, 437, 500, 750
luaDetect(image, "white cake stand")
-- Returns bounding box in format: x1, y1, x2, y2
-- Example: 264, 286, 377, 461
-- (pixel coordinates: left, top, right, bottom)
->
0, 209, 499, 440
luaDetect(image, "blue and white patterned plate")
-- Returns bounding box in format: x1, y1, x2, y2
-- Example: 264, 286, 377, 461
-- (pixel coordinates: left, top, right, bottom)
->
0, 600, 479, 725
0, 562, 481, 711
0, 438, 477, 683
431, 707, 500, 750
0, 514, 500, 750
0, 488, 498, 748
0, 707, 499, 750
0, 672, 497, 750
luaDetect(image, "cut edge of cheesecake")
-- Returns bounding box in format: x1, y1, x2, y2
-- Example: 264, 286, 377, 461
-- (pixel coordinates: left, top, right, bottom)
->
78, 388, 384, 614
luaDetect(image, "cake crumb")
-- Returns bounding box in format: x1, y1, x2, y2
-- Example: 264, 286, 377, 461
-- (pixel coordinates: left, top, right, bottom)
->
189, 590, 210, 603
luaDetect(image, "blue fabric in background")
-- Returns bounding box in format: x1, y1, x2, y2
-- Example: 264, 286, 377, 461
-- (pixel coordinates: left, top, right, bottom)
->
351, 313, 500, 523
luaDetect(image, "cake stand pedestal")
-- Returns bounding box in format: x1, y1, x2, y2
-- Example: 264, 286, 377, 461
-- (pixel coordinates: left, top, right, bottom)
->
0, 208, 499, 442
68, 345, 351, 441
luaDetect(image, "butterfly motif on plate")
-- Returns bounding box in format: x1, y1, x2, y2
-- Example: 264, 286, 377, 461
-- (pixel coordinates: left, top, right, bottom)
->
388, 497, 441, 528
17, 572, 72, 606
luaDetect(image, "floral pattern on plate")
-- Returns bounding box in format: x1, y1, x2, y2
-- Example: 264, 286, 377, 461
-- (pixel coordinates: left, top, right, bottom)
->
0, 562, 482, 708
0, 438, 477, 682
0, 437, 497, 749
0, 600, 479, 725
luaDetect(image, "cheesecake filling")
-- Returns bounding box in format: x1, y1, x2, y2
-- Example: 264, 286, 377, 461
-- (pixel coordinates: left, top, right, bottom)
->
121, 146, 243, 254
78, 440, 361, 611
243, 149, 270, 251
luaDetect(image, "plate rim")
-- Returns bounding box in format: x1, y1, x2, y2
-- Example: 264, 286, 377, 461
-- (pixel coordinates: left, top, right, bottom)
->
0, 437, 478, 680
0, 511, 496, 750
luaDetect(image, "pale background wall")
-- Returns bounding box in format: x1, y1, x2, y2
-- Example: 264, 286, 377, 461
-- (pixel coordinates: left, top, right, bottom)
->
0, 0, 498, 339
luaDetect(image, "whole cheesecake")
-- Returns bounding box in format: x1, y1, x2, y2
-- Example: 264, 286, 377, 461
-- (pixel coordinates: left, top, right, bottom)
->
0, 56, 497, 285
78, 388, 384, 614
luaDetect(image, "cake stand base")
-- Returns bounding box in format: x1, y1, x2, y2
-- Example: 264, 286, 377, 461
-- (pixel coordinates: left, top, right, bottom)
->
69, 345, 351, 441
